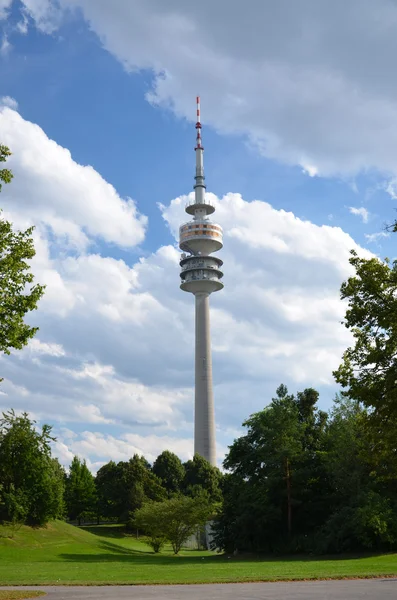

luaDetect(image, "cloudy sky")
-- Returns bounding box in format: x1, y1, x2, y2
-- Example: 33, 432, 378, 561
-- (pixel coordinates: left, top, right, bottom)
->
0, 0, 395, 470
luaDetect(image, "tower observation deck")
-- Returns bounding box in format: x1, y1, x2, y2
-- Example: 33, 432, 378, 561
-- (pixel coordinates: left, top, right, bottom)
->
179, 97, 223, 467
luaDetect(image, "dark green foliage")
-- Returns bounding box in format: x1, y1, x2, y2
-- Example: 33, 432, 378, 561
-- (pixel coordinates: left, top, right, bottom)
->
152, 450, 185, 495
96, 455, 166, 523
65, 456, 97, 525
213, 385, 397, 554
0, 410, 65, 526
134, 495, 213, 554
95, 460, 119, 520
0, 145, 45, 379
183, 454, 223, 501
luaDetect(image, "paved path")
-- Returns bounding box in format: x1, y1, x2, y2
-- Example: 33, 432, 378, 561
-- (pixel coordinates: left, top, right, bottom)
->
1, 580, 397, 599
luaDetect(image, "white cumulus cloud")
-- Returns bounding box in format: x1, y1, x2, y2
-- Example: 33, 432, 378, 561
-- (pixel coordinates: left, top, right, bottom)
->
0, 104, 147, 250
15, 0, 397, 179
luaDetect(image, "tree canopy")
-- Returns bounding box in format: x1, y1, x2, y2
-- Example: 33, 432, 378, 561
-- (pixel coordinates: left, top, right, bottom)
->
333, 249, 397, 476
0, 145, 45, 377
0, 410, 64, 526
183, 454, 223, 501
65, 456, 97, 525
152, 450, 185, 496
212, 385, 397, 554
135, 495, 213, 554
96, 455, 166, 523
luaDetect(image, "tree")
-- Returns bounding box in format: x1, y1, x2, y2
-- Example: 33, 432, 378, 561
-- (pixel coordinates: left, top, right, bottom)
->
0, 410, 65, 526
317, 396, 397, 553
134, 495, 213, 554
223, 385, 304, 546
65, 456, 97, 525
152, 451, 185, 496
0, 145, 45, 377
183, 454, 223, 501
333, 250, 397, 475
96, 460, 119, 520
96, 455, 166, 523
213, 385, 332, 553
214, 384, 397, 555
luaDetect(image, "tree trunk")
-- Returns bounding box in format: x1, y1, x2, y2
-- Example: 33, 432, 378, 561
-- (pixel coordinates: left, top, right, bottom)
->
285, 457, 292, 537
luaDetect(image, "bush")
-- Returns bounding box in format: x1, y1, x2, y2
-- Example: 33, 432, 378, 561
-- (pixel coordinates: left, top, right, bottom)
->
145, 535, 167, 553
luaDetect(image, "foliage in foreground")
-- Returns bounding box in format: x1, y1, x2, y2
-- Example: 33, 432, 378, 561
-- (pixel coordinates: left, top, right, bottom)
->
134, 495, 213, 554
0, 145, 45, 379
333, 249, 397, 477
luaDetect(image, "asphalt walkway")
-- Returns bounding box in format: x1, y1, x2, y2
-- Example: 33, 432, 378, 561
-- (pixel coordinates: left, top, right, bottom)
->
1, 580, 397, 599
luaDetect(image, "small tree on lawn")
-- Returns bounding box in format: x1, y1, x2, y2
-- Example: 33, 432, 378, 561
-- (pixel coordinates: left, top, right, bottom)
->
134, 495, 213, 554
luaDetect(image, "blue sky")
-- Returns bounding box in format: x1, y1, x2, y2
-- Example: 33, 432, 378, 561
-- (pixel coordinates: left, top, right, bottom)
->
0, 0, 395, 469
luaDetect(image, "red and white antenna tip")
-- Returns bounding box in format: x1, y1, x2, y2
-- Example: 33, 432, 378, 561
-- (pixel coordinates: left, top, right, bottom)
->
195, 96, 202, 149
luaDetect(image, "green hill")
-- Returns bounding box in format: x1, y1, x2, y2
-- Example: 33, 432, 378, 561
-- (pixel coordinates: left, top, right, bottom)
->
0, 520, 105, 549
0, 520, 396, 585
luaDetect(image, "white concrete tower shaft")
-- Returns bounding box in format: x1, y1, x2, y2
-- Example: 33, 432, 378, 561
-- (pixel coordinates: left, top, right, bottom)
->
195, 292, 216, 465
178, 97, 224, 467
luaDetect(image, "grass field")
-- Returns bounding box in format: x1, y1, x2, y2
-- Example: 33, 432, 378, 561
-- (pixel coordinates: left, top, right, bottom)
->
0, 521, 396, 585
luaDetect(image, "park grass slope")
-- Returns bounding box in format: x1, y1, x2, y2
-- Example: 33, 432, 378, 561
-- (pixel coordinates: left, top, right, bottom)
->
0, 521, 396, 585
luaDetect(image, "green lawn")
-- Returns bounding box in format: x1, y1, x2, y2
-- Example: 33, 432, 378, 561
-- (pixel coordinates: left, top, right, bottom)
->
0, 521, 396, 585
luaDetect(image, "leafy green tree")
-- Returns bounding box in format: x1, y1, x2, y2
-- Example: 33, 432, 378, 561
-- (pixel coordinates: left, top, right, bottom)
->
183, 454, 223, 501
121, 455, 166, 521
318, 397, 397, 553
215, 386, 397, 555
96, 455, 166, 523
213, 385, 331, 552
0, 410, 65, 526
65, 456, 97, 525
152, 450, 185, 496
224, 385, 304, 544
293, 388, 329, 536
95, 460, 119, 520
0, 145, 45, 378
296, 388, 328, 451
333, 250, 397, 476
134, 495, 213, 554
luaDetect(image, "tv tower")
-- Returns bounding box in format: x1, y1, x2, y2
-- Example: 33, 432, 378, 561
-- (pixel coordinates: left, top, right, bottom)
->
179, 97, 224, 467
